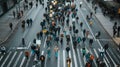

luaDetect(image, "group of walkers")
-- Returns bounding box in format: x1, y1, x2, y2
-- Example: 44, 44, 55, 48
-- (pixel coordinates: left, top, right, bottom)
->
20, 0, 109, 67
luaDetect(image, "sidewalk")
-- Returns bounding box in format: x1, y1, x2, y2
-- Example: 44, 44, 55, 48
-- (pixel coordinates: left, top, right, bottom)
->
83, 0, 120, 46
0, 0, 36, 45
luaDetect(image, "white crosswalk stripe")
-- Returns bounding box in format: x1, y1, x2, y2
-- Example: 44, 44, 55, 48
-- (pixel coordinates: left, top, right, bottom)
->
13, 52, 23, 67
1, 51, 12, 67
7, 51, 17, 67
77, 48, 83, 67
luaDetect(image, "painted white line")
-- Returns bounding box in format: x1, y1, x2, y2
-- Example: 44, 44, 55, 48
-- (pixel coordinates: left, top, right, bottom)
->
27, 42, 31, 49
93, 49, 99, 58
44, 37, 47, 48
7, 51, 17, 67
63, 50, 66, 67
108, 48, 120, 63
17, 47, 27, 49
69, 51, 72, 67
103, 58, 109, 67
44, 54, 47, 67
41, 51, 44, 55
13, 52, 23, 67
0, 55, 4, 61
70, 35, 78, 67
77, 49, 83, 67
25, 52, 32, 67
58, 51, 60, 67
1, 51, 12, 67
106, 51, 117, 67
19, 56, 25, 67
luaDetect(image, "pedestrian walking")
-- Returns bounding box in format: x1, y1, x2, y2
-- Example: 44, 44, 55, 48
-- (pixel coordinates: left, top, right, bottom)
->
89, 21, 93, 26
60, 38, 63, 47
95, 31, 101, 38
86, 30, 89, 38
82, 37, 86, 44
79, 1, 82, 8
13, 11, 15, 18
54, 46, 59, 59
89, 39, 93, 47
31, 44, 36, 56
57, 26, 61, 35
80, 22, 83, 30
47, 47, 51, 59
35, 48, 40, 60
9, 23, 13, 30
22, 38, 25, 46
103, 43, 109, 52
42, 3, 44, 8
22, 23, 25, 31
99, 47, 104, 59
83, 29, 86, 37
29, 18, 33, 26
82, 48, 86, 57
26, 19, 30, 27
86, 52, 91, 62
76, 16, 79, 23
25, 50, 30, 59
90, 12, 93, 18
77, 35, 81, 42
36, 3, 38, 8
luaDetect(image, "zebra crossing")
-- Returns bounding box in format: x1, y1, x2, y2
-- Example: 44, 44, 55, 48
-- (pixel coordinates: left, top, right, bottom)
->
0, 44, 118, 67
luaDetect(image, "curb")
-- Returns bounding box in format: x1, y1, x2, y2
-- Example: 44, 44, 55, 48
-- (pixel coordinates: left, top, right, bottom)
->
83, 0, 119, 47
0, 1, 36, 45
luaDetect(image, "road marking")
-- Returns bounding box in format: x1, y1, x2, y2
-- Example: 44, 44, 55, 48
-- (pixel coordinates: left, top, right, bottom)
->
98, 39, 113, 41
69, 51, 73, 67
27, 42, 31, 49
70, 35, 78, 67
63, 50, 66, 67
45, 54, 47, 67
0, 55, 4, 61
44, 37, 47, 48
17, 47, 27, 49
77, 49, 83, 67
106, 50, 117, 67
108, 48, 120, 63
41, 51, 44, 55
93, 49, 99, 58
13, 52, 23, 67
58, 51, 60, 67
1, 51, 12, 67
19, 56, 25, 67
7, 51, 17, 67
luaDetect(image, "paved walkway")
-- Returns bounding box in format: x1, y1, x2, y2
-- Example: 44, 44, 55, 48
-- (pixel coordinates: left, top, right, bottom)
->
0, 0, 36, 44
83, 0, 120, 46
